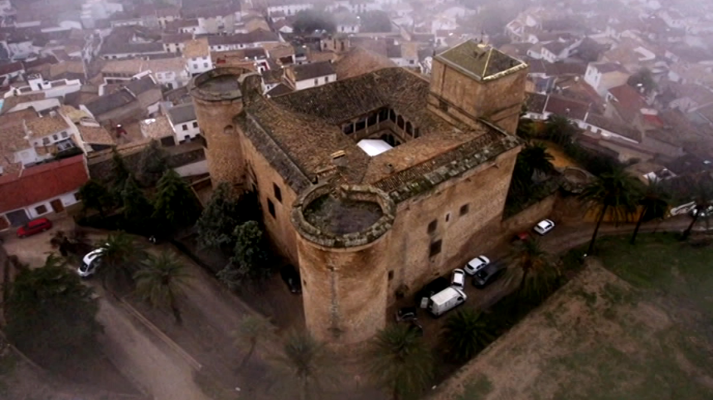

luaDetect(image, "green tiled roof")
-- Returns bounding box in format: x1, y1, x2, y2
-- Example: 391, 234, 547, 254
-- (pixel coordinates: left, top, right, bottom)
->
436, 40, 526, 81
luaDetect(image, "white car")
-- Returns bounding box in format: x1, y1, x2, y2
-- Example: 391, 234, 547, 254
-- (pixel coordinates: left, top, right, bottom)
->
78, 247, 106, 278
451, 268, 466, 289
534, 219, 555, 235
464, 255, 490, 275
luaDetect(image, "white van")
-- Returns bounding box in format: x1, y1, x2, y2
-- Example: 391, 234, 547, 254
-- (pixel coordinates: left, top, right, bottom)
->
427, 287, 467, 317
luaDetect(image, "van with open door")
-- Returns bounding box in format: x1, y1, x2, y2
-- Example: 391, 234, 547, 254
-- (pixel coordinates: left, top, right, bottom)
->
427, 287, 467, 317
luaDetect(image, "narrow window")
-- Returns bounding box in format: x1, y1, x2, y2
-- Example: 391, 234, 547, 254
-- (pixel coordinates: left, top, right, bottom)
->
268, 198, 276, 218
193, 121, 198, 128
427, 219, 437, 233
389, 109, 396, 122
325, 76, 329, 83
414, 127, 420, 138
314, 78, 318, 85
445, 213, 450, 222
182, 124, 188, 131
355, 119, 366, 131
406, 121, 413, 135
61, 131, 68, 138
35, 205, 47, 214
343, 123, 353, 134
439, 99, 448, 111
367, 114, 377, 126
52, 134, 58, 140
388, 270, 394, 281
273, 184, 282, 203
429, 240, 442, 257
397, 115, 404, 129
460, 204, 469, 216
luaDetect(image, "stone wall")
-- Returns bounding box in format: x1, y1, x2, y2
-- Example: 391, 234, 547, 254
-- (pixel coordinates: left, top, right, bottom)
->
502, 193, 557, 234
87, 141, 206, 183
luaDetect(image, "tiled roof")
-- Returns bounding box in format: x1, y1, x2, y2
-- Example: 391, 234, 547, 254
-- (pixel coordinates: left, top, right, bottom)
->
591, 62, 628, 74
140, 115, 173, 139
291, 61, 335, 81
84, 88, 136, 117
585, 113, 642, 142
167, 103, 197, 125
0, 155, 88, 213
162, 33, 193, 44
25, 114, 69, 138
78, 124, 115, 145
126, 76, 158, 96
266, 83, 293, 97
183, 38, 210, 58
334, 46, 396, 80
436, 40, 526, 81
544, 94, 590, 120
0, 61, 24, 76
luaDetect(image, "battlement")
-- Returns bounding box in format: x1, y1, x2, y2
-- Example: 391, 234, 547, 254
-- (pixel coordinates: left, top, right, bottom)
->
292, 183, 395, 249
189, 67, 248, 102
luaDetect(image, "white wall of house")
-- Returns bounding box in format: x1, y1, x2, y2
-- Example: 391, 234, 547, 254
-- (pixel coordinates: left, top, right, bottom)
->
338, 24, 359, 33
267, 3, 312, 17
13, 147, 41, 166
294, 73, 336, 90
186, 55, 213, 75
164, 42, 185, 53
25, 190, 81, 219
172, 119, 200, 143
174, 159, 208, 177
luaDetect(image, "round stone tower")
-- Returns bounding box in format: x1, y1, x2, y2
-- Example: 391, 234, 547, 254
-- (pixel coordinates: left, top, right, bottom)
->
291, 183, 396, 348
189, 67, 250, 188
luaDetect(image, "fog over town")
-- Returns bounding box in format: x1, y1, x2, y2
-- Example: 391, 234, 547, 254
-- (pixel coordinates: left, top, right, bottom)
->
0, 0, 711, 399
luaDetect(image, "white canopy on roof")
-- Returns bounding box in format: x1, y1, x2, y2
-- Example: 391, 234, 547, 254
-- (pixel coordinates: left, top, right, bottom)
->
357, 139, 393, 157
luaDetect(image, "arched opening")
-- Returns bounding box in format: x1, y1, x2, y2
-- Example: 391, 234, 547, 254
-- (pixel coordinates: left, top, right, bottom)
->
397, 115, 404, 130
224, 125, 234, 135
406, 121, 413, 135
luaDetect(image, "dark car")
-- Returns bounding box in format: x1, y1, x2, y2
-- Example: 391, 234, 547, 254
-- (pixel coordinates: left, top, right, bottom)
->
473, 263, 507, 289
395, 307, 418, 322
416, 277, 450, 304
280, 265, 302, 294
16, 217, 53, 238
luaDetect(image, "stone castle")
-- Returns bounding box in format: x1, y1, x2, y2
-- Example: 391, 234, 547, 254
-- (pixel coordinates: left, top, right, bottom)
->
189, 40, 528, 347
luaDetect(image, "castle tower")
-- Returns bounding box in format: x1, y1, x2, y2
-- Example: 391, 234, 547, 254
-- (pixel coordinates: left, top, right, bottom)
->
291, 184, 396, 349
427, 40, 529, 134
189, 67, 250, 188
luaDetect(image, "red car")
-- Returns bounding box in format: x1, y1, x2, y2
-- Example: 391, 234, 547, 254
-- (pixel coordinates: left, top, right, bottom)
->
16, 217, 53, 238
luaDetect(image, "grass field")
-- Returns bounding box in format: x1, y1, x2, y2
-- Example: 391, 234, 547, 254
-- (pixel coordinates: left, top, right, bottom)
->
434, 233, 713, 400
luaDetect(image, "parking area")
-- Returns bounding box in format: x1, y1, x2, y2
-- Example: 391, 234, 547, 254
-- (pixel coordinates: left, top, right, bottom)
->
0, 215, 76, 267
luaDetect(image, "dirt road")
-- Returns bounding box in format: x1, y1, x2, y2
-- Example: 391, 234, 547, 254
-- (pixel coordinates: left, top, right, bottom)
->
96, 288, 210, 400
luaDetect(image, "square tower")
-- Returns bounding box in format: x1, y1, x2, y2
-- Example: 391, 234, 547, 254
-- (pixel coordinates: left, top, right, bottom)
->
427, 40, 528, 135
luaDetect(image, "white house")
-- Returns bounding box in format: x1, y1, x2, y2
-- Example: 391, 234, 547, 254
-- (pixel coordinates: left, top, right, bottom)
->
266, 2, 312, 17
183, 38, 213, 76
584, 62, 630, 96
166, 103, 200, 143
4, 74, 82, 100
80, 0, 123, 29
284, 61, 336, 91
335, 12, 360, 34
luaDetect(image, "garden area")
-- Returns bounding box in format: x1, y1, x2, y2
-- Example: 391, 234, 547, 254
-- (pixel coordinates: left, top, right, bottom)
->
433, 233, 713, 400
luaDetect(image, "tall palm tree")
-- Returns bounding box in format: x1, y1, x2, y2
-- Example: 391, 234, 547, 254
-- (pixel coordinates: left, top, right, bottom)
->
631, 180, 671, 244
515, 238, 551, 290
440, 309, 494, 362
271, 330, 333, 400
99, 232, 145, 290
364, 324, 434, 400
234, 314, 276, 370
580, 168, 642, 254
545, 115, 576, 146
512, 142, 555, 193
133, 250, 190, 324
682, 177, 713, 239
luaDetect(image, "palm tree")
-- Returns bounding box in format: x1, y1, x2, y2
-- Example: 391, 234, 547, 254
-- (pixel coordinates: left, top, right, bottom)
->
271, 330, 333, 400
682, 177, 713, 239
512, 142, 555, 194
544, 115, 576, 146
234, 314, 276, 370
440, 309, 494, 362
631, 180, 671, 244
364, 324, 433, 400
99, 232, 145, 290
133, 250, 190, 324
515, 238, 550, 289
580, 168, 642, 255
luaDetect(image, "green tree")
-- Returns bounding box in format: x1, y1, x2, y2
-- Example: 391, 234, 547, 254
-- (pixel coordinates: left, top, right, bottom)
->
77, 179, 113, 216
580, 168, 642, 254
512, 142, 555, 191
544, 115, 577, 146
234, 315, 276, 370
627, 68, 656, 94
359, 10, 391, 32
515, 238, 558, 302
631, 180, 671, 244
98, 232, 146, 290
293, 9, 336, 33
364, 324, 433, 400
133, 250, 190, 324
195, 182, 243, 249
219, 221, 270, 287
516, 117, 535, 140
120, 175, 154, 233
110, 148, 132, 194
5, 254, 102, 368
137, 140, 169, 187
152, 169, 201, 231
440, 309, 494, 362
682, 177, 713, 239
272, 330, 333, 400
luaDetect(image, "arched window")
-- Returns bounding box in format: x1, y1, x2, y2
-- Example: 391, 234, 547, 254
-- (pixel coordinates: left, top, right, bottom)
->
389, 109, 396, 122
397, 115, 404, 129
406, 121, 413, 135
224, 125, 234, 135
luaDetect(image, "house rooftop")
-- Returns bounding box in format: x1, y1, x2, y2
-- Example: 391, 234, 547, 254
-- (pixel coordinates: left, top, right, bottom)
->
84, 88, 136, 117
183, 38, 210, 59
140, 115, 174, 139
167, 103, 197, 125
334, 46, 396, 80
291, 61, 336, 81
435, 40, 526, 81
25, 113, 69, 138
591, 62, 628, 74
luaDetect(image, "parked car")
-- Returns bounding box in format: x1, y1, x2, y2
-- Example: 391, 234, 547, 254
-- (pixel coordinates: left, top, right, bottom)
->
416, 277, 450, 307
280, 265, 302, 294
78, 247, 106, 278
464, 255, 490, 275
395, 306, 418, 322
473, 263, 507, 289
533, 219, 555, 235
16, 217, 53, 238
427, 287, 467, 317
512, 231, 530, 243
451, 268, 466, 289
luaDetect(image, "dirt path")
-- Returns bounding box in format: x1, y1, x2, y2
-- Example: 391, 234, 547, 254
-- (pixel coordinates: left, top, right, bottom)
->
95, 289, 210, 400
